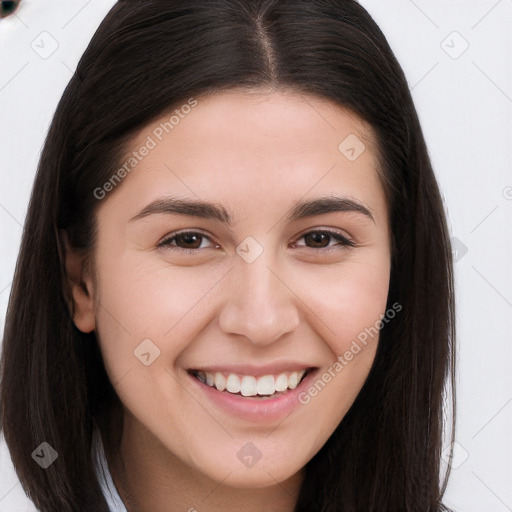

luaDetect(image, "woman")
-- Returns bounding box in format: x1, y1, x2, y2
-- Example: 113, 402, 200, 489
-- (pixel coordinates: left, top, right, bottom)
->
0, 0, 456, 510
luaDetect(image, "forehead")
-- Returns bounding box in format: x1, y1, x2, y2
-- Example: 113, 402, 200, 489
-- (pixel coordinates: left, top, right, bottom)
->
164, 88, 376, 153
98, 89, 387, 227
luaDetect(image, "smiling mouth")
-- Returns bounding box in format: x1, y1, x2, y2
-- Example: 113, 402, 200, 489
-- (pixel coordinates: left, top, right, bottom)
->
188, 368, 314, 399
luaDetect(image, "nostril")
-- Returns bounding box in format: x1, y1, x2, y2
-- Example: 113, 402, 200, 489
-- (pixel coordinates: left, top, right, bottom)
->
1, 0, 21, 19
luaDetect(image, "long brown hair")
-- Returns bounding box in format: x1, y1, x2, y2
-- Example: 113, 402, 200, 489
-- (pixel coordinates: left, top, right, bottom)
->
0, 1, 456, 510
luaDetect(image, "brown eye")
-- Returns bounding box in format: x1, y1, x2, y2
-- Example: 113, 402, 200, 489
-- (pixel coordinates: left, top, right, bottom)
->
304, 232, 331, 248
158, 231, 217, 251
0, 0, 21, 18
173, 233, 203, 249
295, 230, 355, 250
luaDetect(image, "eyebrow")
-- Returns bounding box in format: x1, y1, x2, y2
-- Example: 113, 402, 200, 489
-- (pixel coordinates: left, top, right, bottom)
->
129, 195, 375, 225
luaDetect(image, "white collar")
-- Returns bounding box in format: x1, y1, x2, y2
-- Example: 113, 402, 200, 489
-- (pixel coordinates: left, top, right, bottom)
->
92, 428, 128, 512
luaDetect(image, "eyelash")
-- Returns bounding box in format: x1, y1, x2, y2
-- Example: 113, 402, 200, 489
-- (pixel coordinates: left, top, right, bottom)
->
157, 229, 356, 253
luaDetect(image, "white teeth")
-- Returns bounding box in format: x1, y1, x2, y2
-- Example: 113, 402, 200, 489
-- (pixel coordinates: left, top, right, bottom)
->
275, 373, 288, 392
226, 374, 241, 393
240, 376, 257, 397
195, 369, 308, 396
288, 372, 299, 389
256, 375, 275, 395
214, 372, 226, 392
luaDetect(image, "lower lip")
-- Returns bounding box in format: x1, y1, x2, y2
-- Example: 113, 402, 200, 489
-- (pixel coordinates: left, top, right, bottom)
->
188, 369, 319, 423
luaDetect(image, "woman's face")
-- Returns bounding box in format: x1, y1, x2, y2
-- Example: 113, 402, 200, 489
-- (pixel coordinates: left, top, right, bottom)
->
77, 89, 391, 488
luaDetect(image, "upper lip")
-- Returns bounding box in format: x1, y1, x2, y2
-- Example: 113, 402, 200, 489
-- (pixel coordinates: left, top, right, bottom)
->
187, 362, 318, 377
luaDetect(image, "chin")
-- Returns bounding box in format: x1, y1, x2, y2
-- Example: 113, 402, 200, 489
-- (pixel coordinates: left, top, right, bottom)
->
192, 449, 307, 489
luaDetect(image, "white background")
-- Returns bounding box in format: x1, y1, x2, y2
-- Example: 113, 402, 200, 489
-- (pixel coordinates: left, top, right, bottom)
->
0, 1, 511, 510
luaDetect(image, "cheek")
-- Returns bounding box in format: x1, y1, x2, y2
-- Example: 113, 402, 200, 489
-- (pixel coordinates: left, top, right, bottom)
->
292, 257, 390, 444
294, 255, 391, 357
92, 251, 229, 370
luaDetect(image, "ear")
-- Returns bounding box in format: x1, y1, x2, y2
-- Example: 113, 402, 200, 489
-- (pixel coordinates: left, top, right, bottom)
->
59, 229, 96, 333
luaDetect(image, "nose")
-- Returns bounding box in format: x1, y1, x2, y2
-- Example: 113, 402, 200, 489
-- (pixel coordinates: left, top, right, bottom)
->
217, 254, 300, 346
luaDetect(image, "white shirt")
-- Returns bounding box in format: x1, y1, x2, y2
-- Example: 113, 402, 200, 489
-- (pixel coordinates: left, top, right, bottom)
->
92, 428, 128, 512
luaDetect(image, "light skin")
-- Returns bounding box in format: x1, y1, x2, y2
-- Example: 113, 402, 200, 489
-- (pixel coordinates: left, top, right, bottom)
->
64, 88, 391, 512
